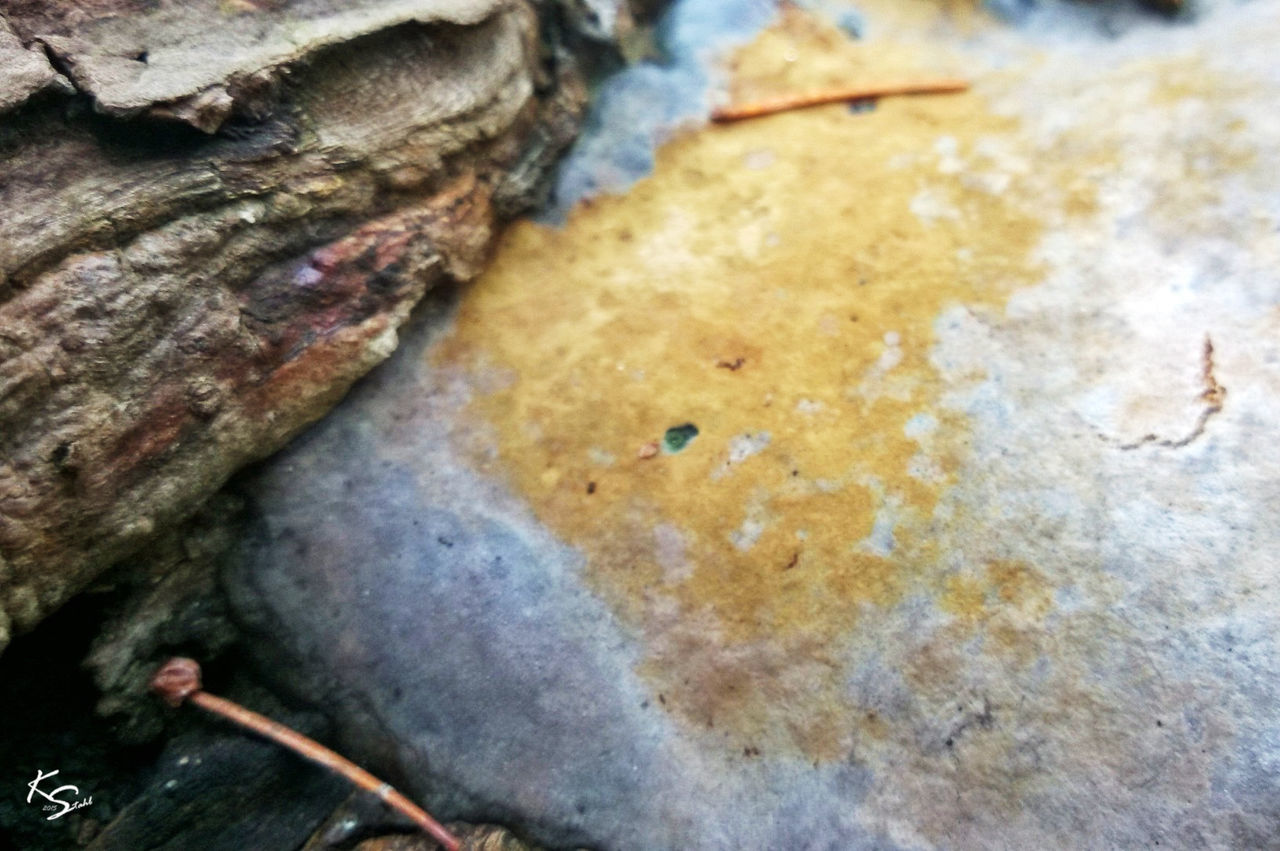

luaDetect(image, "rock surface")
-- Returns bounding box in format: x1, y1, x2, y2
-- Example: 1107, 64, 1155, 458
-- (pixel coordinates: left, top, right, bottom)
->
0, 0, 591, 650
0, 0, 504, 132
228, 1, 1280, 848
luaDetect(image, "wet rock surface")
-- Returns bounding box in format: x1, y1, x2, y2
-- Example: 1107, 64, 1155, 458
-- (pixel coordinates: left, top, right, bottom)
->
222, 0, 1280, 848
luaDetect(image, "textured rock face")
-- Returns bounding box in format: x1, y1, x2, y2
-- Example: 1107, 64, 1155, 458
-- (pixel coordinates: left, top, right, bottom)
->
229, 1, 1280, 848
0, 0, 503, 132
0, 0, 590, 649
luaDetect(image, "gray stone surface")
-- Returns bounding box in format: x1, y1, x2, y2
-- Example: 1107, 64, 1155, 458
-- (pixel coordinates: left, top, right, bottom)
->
228, 303, 692, 848
227, 1, 1280, 847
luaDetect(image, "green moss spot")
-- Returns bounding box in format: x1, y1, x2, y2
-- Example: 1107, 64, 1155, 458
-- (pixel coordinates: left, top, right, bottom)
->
663, 423, 700, 453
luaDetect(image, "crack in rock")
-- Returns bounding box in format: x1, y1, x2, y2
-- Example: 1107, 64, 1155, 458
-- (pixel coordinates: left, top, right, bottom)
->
1119, 335, 1226, 450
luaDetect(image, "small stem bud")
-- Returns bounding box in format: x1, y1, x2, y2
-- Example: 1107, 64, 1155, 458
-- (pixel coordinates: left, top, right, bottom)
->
150, 656, 202, 707
149, 657, 460, 851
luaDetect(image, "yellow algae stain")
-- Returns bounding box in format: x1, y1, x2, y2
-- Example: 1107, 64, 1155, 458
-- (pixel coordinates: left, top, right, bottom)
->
939, 559, 1055, 668
723, 3, 985, 106
432, 9, 1056, 760
942, 560, 1053, 623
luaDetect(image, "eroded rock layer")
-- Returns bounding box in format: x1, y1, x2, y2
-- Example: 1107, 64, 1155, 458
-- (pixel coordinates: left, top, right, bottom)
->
0, 0, 590, 649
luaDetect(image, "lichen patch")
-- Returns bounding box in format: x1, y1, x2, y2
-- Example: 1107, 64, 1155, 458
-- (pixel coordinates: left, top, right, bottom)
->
432, 8, 1059, 760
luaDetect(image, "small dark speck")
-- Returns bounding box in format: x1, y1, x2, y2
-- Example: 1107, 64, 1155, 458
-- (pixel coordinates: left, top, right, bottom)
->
847, 98, 876, 114
586, 481, 597, 495
437, 536, 454, 548
791, 469, 799, 477
658, 693, 666, 705
837, 10, 865, 39
641, 700, 649, 709
133, 50, 149, 64
1156, 720, 1163, 727
945, 738, 954, 747
716, 357, 746, 371
663, 423, 699, 453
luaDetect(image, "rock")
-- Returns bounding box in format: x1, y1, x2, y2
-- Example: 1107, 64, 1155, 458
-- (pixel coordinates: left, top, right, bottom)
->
86, 494, 246, 744
2, 1, 504, 133
346, 824, 542, 851
227, 1, 1280, 848
0, 0, 592, 651
0, 15, 72, 113
301, 791, 550, 850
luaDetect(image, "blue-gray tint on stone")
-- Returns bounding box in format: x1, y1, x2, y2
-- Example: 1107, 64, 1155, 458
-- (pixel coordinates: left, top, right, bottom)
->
225, 296, 889, 849
545, 0, 776, 219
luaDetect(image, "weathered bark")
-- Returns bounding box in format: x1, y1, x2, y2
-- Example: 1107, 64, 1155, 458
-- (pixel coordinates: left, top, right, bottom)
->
0, 0, 596, 650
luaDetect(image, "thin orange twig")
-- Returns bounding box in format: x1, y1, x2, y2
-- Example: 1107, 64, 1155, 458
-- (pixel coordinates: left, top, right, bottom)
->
711, 78, 970, 123
151, 657, 461, 851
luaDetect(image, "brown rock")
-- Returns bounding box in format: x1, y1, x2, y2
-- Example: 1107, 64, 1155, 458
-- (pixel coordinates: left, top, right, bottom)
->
0, 0, 589, 650
350, 823, 544, 851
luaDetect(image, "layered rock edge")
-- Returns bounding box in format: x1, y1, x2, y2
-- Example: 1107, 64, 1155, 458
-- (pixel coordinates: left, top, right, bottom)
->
0, 0, 593, 650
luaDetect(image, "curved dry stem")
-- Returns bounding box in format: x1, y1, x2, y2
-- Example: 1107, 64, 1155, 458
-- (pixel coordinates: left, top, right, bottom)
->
711, 78, 970, 123
151, 657, 460, 851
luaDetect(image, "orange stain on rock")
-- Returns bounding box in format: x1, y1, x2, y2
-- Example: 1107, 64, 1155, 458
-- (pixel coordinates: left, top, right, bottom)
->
431, 9, 1059, 759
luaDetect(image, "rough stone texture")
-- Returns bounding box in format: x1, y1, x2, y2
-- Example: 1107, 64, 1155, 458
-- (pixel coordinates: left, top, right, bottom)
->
86, 494, 246, 744
0, 0, 590, 651
0, 15, 73, 114
298, 791, 551, 850
0, 0, 501, 130
349, 826, 542, 851
228, 0, 1280, 848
